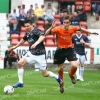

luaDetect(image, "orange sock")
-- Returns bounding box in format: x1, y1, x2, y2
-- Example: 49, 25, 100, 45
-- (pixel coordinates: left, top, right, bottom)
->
69, 67, 77, 79
58, 70, 64, 82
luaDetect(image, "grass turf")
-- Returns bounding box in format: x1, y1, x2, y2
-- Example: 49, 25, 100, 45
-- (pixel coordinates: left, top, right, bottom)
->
0, 69, 100, 100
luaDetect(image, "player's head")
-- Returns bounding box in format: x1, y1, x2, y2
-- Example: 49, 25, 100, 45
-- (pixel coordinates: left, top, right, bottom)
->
76, 30, 81, 35
24, 20, 33, 32
63, 16, 71, 29
63, 9, 68, 16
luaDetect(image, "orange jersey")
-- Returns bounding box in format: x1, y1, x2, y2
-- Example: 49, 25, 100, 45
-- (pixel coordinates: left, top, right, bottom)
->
51, 25, 80, 48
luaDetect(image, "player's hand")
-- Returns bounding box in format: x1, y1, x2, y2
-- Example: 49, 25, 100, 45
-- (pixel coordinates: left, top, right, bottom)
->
91, 32, 99, 35
51, 20, 56, 28
80, 39, 85, 44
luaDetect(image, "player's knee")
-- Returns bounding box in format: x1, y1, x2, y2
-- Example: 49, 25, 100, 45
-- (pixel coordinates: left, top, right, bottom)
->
42, 73, 48, 77
41, 71, 48, 77
18, 62, 23, 68
72, 63, 78, 68
72, 62, 78, 68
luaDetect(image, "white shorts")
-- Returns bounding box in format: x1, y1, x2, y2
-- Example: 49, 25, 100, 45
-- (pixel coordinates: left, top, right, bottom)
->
76, 54, 85, 64
23, 51, 47, 70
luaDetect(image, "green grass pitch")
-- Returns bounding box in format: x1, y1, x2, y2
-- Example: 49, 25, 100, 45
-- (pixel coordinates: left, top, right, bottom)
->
0, 69, 100, 100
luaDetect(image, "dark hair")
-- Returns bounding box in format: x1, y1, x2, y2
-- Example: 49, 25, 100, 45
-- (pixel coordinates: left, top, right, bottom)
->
13, 9, 16, 12
48, 3, 51, 6
18, 6, 21, 8
63, 16, 71, 22
24, 20, 33, 25
30, 5, 33, 7
63, 9, 68, 13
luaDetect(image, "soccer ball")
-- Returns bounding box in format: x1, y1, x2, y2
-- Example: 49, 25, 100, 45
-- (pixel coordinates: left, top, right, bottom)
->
4, 85, 14, 94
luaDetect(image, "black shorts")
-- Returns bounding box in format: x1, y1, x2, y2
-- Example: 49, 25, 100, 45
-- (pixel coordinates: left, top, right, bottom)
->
54, 47, 77, 64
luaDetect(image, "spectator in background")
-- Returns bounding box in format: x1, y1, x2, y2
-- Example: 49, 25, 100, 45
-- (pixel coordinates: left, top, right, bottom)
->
27, 5, 34, 17
92, 2, 100, 16
43, 3, 57, 21
96, 3, 100, 16
16, 6, 22, 18
60, 9, 68, 25
4, 45, 19, 69
10, 19, 20, 35
44, 19, 52, 32
18, 9, 27, 27
76, 4, 87, 22
67, 5, 75, 14
9, 9, 17, 21
34, 3, 44, 21
71, 12, 80, 26
27, 11, 38, 26
92, 3, 97, 16
27, 5, 38, 25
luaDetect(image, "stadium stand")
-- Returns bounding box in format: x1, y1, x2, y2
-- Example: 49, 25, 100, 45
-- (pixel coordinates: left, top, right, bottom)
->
37, 20, 45, 31
11, 39, 19, 46
45, 35, 56, 47
11, 34, 19, 40
37, 20, 44, 28
19, 32, 25, 40
8, 0, 100, 47
20, 26, 26, 32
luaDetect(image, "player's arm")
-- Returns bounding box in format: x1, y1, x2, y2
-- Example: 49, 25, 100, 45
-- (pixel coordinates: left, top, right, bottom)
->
35, 35, 45, 45
9, 39, 25, 51
14, 39, 25, 49
80, 36, 93, 48
80, 39, 90, 46
45, 20, 56, 35
80, 39, 93, 48
80, 28, 98, 35
31, 35, 45, 49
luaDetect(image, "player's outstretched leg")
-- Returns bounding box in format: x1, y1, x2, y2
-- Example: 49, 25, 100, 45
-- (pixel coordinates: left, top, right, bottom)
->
41, 70, 64, 93
13, 82, 23, 88
56, 75, 64, 93
13, 68, 24, 88
58, 64, 64, 93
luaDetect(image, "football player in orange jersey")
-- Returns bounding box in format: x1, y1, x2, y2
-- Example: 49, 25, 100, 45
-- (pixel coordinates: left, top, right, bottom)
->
45, 16, 98, 93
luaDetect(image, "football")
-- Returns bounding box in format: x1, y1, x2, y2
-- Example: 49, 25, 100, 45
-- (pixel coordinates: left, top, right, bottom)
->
4, 85, 14, 94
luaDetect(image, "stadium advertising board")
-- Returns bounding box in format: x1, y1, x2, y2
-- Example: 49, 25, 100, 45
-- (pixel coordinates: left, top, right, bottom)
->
88, 29, 100, 64
14, 47, 91, 64
88, 29, 100, 48
94, 48, 100, 64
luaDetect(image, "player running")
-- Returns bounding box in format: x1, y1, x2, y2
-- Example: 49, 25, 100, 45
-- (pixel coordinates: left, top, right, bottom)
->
45, 16, 98, 93
9, 20, 62, 92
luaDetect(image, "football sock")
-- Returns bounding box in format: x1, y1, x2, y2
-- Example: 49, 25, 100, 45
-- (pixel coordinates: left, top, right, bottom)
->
18, 68, 24, 83
69, 67, 77, 79
80, 66, 84, 77
76, 66, 80, 79
58, 70, 64, 81
48, 71, 58, 79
